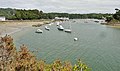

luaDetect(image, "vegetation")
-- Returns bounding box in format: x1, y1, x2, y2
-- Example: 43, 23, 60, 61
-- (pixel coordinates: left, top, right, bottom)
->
0, 8, 111, 20
0, 35, 91, 71
113, 8, 120, 21
105, 16, 113, 22
105, 8, 120, 23
101, 8, 120, 26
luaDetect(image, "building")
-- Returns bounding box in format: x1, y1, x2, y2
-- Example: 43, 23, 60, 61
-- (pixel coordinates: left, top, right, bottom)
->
55, 17, 69, 21
0, 16, 5, 21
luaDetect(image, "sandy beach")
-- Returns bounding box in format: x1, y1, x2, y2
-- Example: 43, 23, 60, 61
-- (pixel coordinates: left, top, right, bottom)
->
104, 23, 120, 29
0, 20, 51, 37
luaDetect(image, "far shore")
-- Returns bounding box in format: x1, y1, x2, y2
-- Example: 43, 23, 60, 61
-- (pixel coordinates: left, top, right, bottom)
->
0, 19, 52, 37
106, 24, 120, 28
101, 19, 120, 29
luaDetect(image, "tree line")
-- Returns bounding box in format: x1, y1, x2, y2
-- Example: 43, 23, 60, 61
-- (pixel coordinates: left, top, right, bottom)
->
113, 8, 120, 21
0, 8, 112, 20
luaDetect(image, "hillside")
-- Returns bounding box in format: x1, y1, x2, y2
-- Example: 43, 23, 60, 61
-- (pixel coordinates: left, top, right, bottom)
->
0, 8, 112, 20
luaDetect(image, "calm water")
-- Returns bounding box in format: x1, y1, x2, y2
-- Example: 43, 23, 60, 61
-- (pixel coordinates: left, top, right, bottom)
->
12, 19, 120, 71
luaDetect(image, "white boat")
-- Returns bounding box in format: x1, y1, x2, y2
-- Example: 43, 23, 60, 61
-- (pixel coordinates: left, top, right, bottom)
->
57, 25, 64, 31
64, 29, 72, 33
35, 29, 43, 33
45, 26, 50, 31
74, 38, 78, 41
64, 23, 72, 33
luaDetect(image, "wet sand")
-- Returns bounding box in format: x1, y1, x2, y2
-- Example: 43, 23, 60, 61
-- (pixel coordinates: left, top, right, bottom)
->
0, 20, 51, 37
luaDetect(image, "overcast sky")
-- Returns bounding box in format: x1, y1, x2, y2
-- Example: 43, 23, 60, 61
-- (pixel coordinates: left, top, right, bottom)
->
0, 0, 120, 14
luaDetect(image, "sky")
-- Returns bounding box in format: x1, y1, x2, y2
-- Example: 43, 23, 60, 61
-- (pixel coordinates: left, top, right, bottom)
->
0, 0, 120, 14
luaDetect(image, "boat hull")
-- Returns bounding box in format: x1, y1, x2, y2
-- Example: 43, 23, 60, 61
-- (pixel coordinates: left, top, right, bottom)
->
65, 31, 72, 33
64, 29, 72, 33
45, 28, 50, 31
35, 29, 43, 33
35, 31, 43, 33
57, 28, 64, 31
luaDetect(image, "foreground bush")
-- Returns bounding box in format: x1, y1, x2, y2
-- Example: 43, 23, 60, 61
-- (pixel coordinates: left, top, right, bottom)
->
0, 35, 91, 71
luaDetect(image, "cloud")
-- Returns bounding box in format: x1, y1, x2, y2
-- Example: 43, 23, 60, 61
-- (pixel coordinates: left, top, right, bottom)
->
0, 0, 120, 13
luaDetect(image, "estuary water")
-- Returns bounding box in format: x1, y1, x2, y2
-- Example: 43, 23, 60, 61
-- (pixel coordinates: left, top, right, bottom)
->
12, 19, 120, 71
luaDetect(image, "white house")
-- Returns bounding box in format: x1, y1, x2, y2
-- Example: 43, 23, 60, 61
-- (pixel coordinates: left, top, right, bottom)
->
0, 16, 5, 21
55, 17, 69, 21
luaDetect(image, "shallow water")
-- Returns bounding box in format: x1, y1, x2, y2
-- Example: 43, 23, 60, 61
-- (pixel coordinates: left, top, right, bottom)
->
12, 19, 120, 71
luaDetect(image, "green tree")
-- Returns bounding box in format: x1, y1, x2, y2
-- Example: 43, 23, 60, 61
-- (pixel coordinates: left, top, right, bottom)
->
113, 9, 120, 21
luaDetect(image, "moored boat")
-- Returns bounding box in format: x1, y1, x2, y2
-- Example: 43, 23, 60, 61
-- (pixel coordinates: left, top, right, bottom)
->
35, 29, 43, 33
94, 20, 99, 23
57, 25, 64, 31
45, 26, 50, 31
64, 23, 72, 33
64, 29, 72, 33
74, 38, 78, 41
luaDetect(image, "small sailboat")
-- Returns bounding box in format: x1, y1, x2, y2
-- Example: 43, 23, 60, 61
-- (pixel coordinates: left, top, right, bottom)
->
74, 38, 78, 41
64, 29, 72, 33
64, 23, 72, 33
57, 25, 64, 31
35, 29, 43, 33
45, 26, 50, 31
94, 20, 99, 23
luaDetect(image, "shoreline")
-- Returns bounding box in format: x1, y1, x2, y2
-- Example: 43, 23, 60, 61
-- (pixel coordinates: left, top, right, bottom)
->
104, 24, 120, 29
101, 19, 120, 29
0, 19, 52, 37
0, 28, 22, 37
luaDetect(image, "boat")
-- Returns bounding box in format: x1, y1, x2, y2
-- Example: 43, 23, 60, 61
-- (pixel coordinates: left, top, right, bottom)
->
74, 38, 78, 41
94, 20, 99, 23
45, 26, 50, 31
64, 29, 72, 33
57, 25, 64, 31
64, 23, 72, 33
35, 29, 43, 33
